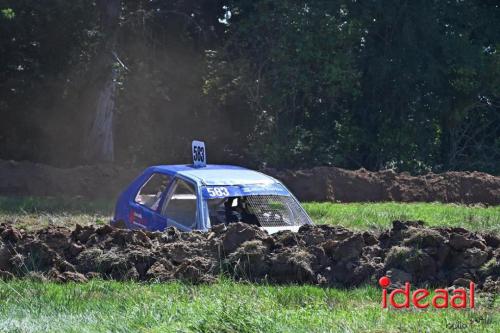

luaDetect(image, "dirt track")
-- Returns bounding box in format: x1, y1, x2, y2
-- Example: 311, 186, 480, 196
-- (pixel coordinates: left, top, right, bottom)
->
1, 159, 499, 204
0, 221, 498, 291
265, 167, 500, 204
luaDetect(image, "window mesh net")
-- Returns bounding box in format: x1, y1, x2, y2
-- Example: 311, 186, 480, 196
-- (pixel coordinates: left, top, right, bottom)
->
244, 195, 310, 227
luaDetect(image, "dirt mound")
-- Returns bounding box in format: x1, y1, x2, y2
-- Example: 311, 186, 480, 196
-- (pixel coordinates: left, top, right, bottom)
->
0, 159, 139, 199
266, 167, 500, 204
0, 221, 498, 290
1, 159, 499, 204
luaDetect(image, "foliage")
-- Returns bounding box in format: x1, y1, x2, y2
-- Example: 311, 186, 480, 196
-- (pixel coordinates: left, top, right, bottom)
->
1, 8, 14, 19
113, 0, 224, 164
205, 1, 363, 168
0, 0, 99, 163
0, 0, 499, 174
206, 0, 500, 173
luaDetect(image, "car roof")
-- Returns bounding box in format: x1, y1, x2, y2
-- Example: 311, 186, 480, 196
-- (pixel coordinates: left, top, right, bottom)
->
148, 164, 279, 186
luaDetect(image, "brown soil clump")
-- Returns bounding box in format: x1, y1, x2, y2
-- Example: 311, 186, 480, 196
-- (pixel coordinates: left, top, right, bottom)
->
0, 221, 497, 290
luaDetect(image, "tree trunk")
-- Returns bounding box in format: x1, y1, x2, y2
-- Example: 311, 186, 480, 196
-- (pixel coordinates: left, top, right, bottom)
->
83, 70, 117, 162
83, 0, 121, 162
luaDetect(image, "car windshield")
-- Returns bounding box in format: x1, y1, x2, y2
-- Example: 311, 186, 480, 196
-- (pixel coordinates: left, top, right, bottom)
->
207, 194, 310, 228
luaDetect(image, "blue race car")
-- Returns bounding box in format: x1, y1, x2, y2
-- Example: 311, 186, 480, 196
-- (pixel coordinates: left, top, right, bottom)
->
111, 141, 313, 234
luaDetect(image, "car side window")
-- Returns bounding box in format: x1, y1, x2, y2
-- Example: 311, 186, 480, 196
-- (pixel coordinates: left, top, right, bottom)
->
162, 178, 197, 228
135, 173, 172, 210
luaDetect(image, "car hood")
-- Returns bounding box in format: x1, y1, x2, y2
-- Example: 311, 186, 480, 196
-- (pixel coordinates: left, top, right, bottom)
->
261, 226, 301, 234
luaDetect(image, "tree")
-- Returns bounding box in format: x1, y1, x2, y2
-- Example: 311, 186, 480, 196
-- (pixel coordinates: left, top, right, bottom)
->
82, 0, 121, 162
205, 0, 500, 173
205, 0, 361, 168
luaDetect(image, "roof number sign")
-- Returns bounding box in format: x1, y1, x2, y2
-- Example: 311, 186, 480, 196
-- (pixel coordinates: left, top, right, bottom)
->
192, 140, 206, 167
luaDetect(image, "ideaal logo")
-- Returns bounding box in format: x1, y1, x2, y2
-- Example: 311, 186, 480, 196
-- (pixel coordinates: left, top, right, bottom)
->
379, 276, 475, 309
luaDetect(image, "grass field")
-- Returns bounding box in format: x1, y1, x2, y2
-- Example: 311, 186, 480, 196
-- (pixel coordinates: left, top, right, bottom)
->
0, 197, 498, 332
304, 202, 500, 232
1, 196, 498, 232
0, 279, 498, 333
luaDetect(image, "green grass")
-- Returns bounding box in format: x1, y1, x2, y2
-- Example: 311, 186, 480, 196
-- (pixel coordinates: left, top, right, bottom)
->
0, 279, 497, 333
0, 197, 498, 332
304, 202, 500, 232
0, 196, 112, 230
0, 196, 113, 214
1, 196, 498, 232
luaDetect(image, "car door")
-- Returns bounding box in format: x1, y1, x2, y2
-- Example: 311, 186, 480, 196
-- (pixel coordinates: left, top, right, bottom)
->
130, 172, 172, 230
161, 177, 199, 231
